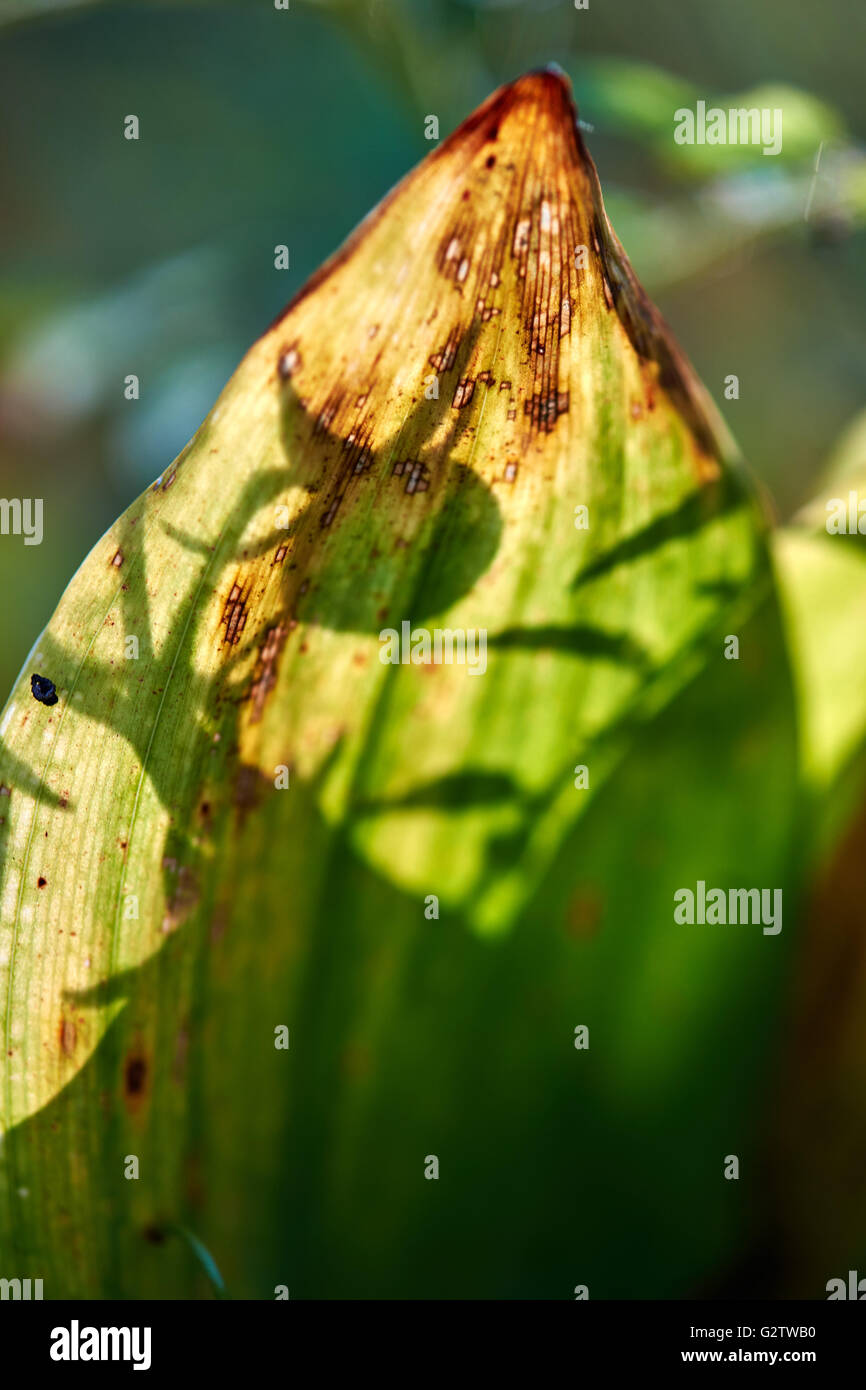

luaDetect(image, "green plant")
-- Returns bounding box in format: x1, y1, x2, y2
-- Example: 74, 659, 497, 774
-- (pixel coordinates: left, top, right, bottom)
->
0, 69, 863, 1299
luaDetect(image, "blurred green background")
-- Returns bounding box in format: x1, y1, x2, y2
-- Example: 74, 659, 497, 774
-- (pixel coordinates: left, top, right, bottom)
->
0, 0, 864, 700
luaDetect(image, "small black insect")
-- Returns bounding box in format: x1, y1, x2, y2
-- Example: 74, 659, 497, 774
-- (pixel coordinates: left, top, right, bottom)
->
30, 673, 58, 706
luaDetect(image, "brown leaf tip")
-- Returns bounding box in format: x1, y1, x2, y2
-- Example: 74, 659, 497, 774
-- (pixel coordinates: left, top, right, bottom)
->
440, 67, 579, 159
270, 66, 731, 481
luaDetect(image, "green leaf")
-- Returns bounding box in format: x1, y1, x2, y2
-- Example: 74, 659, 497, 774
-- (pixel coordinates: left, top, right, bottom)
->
0, 71, 792, 1297
774, 407, 866, 842
760, 416, 866, 1293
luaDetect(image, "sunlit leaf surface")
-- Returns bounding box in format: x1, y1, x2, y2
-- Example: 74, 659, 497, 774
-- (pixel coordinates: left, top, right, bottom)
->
0, 71, 796, 1297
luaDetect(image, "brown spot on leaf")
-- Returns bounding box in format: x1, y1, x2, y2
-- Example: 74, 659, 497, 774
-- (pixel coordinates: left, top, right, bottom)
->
392, 460, 431, 494
341, 419, 375, 476
234, 762, 267, 826
248, 623, 288, 723
429, 328, 462, 373
161, 865, 199, 934
452, 377, 476, 409
220, 575, 251, 647
524, 389, 569, 432
321, 493, 343, 527
110, 548, 124, 568
124, 1054, 148, 1098
314, 389, 343, 437
59, 1017, 76, 1056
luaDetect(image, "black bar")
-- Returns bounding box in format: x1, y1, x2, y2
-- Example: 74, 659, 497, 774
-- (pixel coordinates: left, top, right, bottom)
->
3, 1298, 860, 1375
